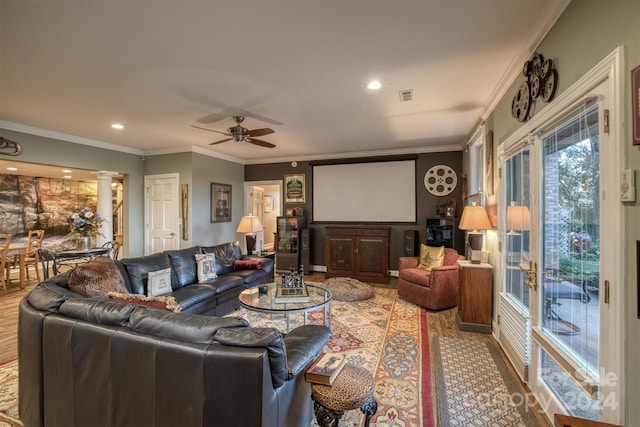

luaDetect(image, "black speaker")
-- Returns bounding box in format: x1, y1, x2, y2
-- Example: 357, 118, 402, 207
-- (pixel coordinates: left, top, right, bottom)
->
300, 229, 311, 274
404, 230, 419, 256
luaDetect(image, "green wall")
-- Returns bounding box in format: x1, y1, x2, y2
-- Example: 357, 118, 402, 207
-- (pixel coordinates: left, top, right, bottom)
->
486, 1, 640, 424
143, 152, 246, 248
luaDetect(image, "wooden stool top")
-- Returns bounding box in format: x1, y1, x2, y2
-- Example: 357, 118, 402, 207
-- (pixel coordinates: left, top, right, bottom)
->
311, 364, 375, 411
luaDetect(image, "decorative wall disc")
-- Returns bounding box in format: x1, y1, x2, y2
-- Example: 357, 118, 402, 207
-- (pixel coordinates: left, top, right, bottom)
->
424, 165, 457, 196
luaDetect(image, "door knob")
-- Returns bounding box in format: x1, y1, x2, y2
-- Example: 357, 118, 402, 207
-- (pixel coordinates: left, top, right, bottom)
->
519, 260, 537, 291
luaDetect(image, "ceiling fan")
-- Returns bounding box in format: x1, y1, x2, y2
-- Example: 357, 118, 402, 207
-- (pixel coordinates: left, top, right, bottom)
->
191, 116, 276, 148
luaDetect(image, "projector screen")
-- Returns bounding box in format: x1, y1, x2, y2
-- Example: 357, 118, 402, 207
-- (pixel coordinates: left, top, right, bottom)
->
313, 160, 416, 222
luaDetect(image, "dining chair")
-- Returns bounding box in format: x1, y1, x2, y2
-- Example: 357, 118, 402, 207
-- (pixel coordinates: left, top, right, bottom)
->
0, 233, 13, 294
8, 229, 45, 283
101, 240, 122, 260
38, 248, 59, 280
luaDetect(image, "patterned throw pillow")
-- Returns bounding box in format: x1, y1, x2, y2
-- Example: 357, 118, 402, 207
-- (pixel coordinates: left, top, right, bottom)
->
234, 259, 262, 270
194, 253, 218, 282
417, 244, 445, 271
108, 292, 181, 313
68, 257, 128, 298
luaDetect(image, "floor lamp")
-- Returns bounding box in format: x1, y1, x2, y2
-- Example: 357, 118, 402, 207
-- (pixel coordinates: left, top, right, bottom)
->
236, 215, 264, 255
459, 203, 492, 263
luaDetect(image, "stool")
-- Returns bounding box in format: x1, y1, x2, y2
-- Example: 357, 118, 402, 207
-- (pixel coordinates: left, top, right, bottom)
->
311, 364, 378, 427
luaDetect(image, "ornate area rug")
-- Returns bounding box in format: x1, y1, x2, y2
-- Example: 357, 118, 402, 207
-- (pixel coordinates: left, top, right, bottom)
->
0, 358, 21, 426
238, 286, 435, 427
433, 337, 539, 427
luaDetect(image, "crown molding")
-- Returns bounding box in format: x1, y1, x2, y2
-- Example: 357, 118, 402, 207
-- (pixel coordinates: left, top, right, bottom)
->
476, 0, 572, 125
0, 120, 144, 156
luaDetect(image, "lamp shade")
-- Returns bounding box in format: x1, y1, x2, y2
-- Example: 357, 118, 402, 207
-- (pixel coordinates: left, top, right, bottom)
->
506, 204, 531, 232
458, 205, 492, 231
236, 215, 264, 233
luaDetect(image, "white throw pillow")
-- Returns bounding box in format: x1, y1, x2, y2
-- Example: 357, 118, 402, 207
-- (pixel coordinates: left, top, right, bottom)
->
195, 253, 218, 282
147, 267, 173, 296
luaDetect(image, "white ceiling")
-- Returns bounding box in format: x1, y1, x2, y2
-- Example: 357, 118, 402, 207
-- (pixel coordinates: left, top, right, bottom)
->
0, 0, 569, 165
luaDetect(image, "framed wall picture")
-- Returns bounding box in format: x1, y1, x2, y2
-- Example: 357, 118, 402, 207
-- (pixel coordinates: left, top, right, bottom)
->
264, 195, 274, 213
284, 174, 305, 203
211, 183, 232, 223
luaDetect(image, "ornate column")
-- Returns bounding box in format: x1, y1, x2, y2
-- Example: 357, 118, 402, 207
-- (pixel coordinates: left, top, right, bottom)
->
96, 171, 117, 248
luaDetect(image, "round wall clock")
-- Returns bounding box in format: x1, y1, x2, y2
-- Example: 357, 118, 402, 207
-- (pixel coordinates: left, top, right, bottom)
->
424, 165, 457, 196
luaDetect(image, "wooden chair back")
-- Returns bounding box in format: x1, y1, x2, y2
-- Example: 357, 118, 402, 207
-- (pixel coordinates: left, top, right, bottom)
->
0, 233, 13, 292
25, 230, 45, 259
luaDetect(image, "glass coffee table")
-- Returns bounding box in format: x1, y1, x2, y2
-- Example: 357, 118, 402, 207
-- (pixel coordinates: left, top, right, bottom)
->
239, 283, 333, 332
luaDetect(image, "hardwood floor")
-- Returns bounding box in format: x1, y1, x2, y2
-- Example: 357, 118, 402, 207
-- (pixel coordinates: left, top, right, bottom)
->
1, 271, 551, 426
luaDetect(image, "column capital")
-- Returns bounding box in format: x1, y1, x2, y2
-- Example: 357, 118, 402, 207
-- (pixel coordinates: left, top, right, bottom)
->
96, 170, 119, 179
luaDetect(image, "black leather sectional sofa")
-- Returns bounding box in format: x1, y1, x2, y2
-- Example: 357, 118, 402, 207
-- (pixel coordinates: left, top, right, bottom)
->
118, 242, 274, 316
18, 242, 332, 426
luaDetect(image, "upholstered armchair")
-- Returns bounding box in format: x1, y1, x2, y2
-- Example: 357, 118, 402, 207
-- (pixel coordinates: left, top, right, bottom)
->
398, 248, 464, 310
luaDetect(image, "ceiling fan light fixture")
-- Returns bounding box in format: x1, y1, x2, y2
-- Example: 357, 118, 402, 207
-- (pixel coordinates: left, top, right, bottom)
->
367, 80, 382, 90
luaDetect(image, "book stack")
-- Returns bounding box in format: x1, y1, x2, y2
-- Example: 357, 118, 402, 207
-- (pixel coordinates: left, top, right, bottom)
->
305, 352, 346, 386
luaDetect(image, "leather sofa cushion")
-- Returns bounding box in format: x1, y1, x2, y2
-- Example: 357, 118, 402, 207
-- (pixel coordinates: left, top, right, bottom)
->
199, 274, 246, 294
67, 257, 128, 298
229, 268, 268, 285
170, 284, 220, 311
200, 242, 241, 275
59, 298, 137, 326
120, 252, 176, 295
165, 246, 202, 288
214, 327, 288, 388
129, 309, 248, 344
284, 325, 332, 378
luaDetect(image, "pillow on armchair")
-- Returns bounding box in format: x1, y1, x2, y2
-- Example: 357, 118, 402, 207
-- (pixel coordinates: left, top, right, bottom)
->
417, 244, 444, 271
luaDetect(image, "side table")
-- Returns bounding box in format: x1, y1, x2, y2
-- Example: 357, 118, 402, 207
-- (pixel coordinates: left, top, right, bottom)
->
311, 364, 377, 427
456, 260, 493, 334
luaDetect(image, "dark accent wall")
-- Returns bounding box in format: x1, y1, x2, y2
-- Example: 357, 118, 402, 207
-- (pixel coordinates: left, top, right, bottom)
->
245, 151, 463, 270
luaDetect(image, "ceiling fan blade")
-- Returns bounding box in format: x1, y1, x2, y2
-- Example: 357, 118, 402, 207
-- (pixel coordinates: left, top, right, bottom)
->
247, 138, 276, 148
246, 128, 275, 137
191, 125, 231, 136
209, 138, 234, 145
197, 112, 229, 124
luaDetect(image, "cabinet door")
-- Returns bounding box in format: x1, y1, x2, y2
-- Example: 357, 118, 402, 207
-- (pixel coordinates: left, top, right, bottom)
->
355, 236, 388, 280
326, 235, 355, 275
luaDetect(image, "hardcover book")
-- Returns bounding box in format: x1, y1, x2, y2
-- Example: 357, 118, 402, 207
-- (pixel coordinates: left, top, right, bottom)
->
305, 352, 346, 386
274, 286, 310, 303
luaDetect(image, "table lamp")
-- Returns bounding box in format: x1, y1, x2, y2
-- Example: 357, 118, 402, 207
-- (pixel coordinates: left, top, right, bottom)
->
458, 203, 492, 263
236, 215, 264, 255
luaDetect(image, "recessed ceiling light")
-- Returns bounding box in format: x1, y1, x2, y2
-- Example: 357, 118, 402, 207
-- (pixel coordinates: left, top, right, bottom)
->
63, 175, 72, 179
62, 169, 72, 173
7, 167, 18, 171
367, 80, 382, 90
111, 123, 124, 130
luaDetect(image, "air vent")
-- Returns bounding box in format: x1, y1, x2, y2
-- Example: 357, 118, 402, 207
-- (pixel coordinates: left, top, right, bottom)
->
399, 89, 413, 102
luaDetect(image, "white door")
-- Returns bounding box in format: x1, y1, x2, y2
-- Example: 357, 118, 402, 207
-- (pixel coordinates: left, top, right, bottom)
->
144, 174, 180, 255
499, 76, 622, 423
